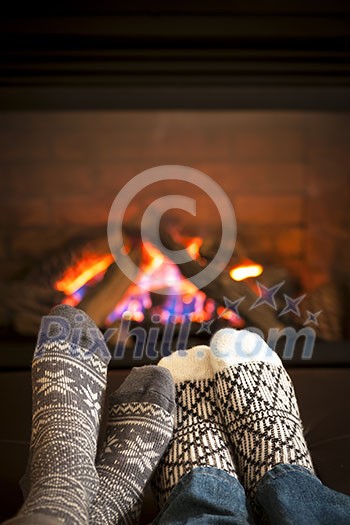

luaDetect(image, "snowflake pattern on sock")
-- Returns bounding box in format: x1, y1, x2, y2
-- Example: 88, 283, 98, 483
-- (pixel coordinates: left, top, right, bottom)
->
89, 365, 175, 525
90, 402, 174, 525
20, 340, 109, 525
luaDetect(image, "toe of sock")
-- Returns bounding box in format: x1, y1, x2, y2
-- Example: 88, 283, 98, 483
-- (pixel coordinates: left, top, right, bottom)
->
110, 365, 176, 415
210, 328, 281, 370
41, 305, 111, 364
158, 345, 212, 383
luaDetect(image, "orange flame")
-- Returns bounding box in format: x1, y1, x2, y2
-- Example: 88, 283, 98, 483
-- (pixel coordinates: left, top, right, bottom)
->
55, 253, 114, 295
230, 263, 263, 282
186, 237, 203, 259
142, 242, 165, 272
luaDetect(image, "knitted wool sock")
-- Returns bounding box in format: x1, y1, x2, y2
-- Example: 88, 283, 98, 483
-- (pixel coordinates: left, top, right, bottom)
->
152, 346, 237, 508
89, 366, 175, 525
210, 328, 314, 500
17, 304, 110, 525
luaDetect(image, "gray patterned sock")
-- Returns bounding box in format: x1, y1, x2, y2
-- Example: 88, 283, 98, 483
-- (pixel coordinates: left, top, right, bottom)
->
152, 346, 238, 509
17, 304, 111, 525
210, 328, 314, 500
89, 366, 175, 525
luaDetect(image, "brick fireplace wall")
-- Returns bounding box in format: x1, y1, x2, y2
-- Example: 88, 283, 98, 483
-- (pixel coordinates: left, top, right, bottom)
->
0, 111, 349, 291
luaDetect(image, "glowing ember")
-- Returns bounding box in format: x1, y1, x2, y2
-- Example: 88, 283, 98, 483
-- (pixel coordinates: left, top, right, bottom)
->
217, 306, 245, 327
142, 242, 165, 272
230, 263, 263, 282
55, 253, 114, 295
186, 237, 203, 260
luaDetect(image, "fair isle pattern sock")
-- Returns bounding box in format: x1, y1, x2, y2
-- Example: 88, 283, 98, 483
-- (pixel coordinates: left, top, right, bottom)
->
210, 328, 314, 500
152, 346, 237, 508
89, 366, 175, 525
18, 305, 110, 525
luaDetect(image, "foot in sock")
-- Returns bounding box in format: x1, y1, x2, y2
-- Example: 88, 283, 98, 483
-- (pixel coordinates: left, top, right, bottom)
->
18, 304, 111, 525
89, 366, 175, 525
209, 328, 314, 499
152, 346, 237, 508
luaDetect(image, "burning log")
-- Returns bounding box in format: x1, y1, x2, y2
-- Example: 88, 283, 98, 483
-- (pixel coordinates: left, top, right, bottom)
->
78, 243, 142, 326
4, 227, 290, 340
4, 234, 142, 335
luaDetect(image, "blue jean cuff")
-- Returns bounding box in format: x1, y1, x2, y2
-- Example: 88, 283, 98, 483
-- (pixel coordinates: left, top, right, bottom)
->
163, 466, 240, 504
153, 466, 251, 525
257, 464, 318, 488
254, 464, 319, 520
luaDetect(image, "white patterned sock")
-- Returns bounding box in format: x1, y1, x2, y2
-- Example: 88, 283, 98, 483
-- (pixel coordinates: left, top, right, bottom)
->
152, 346, 237, 508
89, 366, 175, 525
18, 305, 111, 525
210, 328, 314, 499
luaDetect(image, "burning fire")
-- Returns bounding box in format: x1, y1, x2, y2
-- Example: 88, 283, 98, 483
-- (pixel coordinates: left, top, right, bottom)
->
54, 237, 263, 326
108, 241, 209, 324
230, 262, 263, 282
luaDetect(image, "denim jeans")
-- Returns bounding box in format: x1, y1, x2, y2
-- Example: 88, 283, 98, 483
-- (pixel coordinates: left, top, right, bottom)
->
152, 464, 350, 525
